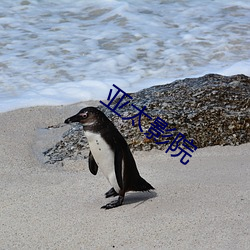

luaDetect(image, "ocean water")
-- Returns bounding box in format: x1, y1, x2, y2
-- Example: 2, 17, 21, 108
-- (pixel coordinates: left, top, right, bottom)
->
0, 0, 249, 112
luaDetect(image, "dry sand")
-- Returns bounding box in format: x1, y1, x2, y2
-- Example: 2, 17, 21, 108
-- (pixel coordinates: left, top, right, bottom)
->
0, 102, 249, 249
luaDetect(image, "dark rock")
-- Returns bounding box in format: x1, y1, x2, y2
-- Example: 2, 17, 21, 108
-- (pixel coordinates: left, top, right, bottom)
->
43, 74, 250, 164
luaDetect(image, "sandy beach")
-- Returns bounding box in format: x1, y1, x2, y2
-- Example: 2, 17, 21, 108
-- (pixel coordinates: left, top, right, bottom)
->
0, 102, 249, 249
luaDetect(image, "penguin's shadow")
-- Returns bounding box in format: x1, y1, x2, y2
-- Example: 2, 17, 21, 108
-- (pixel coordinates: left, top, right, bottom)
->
122, 191, 157, 208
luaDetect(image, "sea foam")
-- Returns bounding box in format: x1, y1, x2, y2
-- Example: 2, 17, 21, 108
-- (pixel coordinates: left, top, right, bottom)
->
0, 0, 249, 112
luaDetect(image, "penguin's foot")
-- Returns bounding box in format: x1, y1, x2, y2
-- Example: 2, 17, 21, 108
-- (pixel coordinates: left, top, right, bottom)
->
101, 196, 124, 209
105, 187, 118, 198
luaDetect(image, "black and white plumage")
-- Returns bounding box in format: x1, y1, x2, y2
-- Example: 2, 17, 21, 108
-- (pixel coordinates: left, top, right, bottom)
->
65, 107, 154, 209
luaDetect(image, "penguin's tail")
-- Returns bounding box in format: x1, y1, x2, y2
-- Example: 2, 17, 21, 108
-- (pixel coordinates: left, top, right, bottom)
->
132, 176, 154, 192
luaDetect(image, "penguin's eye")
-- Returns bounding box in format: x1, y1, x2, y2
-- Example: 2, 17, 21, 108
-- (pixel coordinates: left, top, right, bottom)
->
79, 112, 88, 119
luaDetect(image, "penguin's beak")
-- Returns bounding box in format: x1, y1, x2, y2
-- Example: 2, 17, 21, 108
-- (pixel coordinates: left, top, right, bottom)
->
64, 114, 81, 124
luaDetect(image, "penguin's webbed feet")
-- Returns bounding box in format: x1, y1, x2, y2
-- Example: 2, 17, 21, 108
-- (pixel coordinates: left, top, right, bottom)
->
105, 187, 118, 198
101, 196, 124, 209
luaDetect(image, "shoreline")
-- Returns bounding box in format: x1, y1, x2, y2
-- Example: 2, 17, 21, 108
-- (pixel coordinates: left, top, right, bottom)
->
0, 102, 249, 249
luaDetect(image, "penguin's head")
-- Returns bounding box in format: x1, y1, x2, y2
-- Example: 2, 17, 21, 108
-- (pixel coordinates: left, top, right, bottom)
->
65, 107, 108, 128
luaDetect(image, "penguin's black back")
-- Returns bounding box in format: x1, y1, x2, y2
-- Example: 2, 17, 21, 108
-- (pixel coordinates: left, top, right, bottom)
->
97, 111, 154, 192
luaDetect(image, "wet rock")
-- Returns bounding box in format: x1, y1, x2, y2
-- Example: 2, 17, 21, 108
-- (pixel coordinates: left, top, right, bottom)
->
43, 74, 250, 164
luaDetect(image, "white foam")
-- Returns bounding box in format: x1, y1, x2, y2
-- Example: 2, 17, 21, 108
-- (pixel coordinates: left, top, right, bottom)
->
218, 60, 250, 76
0, 0, 249, 112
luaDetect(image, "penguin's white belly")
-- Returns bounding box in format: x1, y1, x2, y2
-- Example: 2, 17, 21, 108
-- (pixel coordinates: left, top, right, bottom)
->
84, 131, 120, 193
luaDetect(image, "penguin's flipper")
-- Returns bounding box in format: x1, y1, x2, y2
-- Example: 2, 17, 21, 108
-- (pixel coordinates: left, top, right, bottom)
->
105, 187, 118, 198
88, 151, 98, 175
114, 146, 124, 190
101, 196, 124, 209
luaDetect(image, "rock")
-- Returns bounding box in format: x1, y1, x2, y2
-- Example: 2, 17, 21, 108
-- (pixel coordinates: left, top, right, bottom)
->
43, 74, 250, 164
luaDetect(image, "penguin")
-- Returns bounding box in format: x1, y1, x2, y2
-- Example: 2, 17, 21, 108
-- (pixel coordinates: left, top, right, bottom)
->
65, 107, 154, 209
